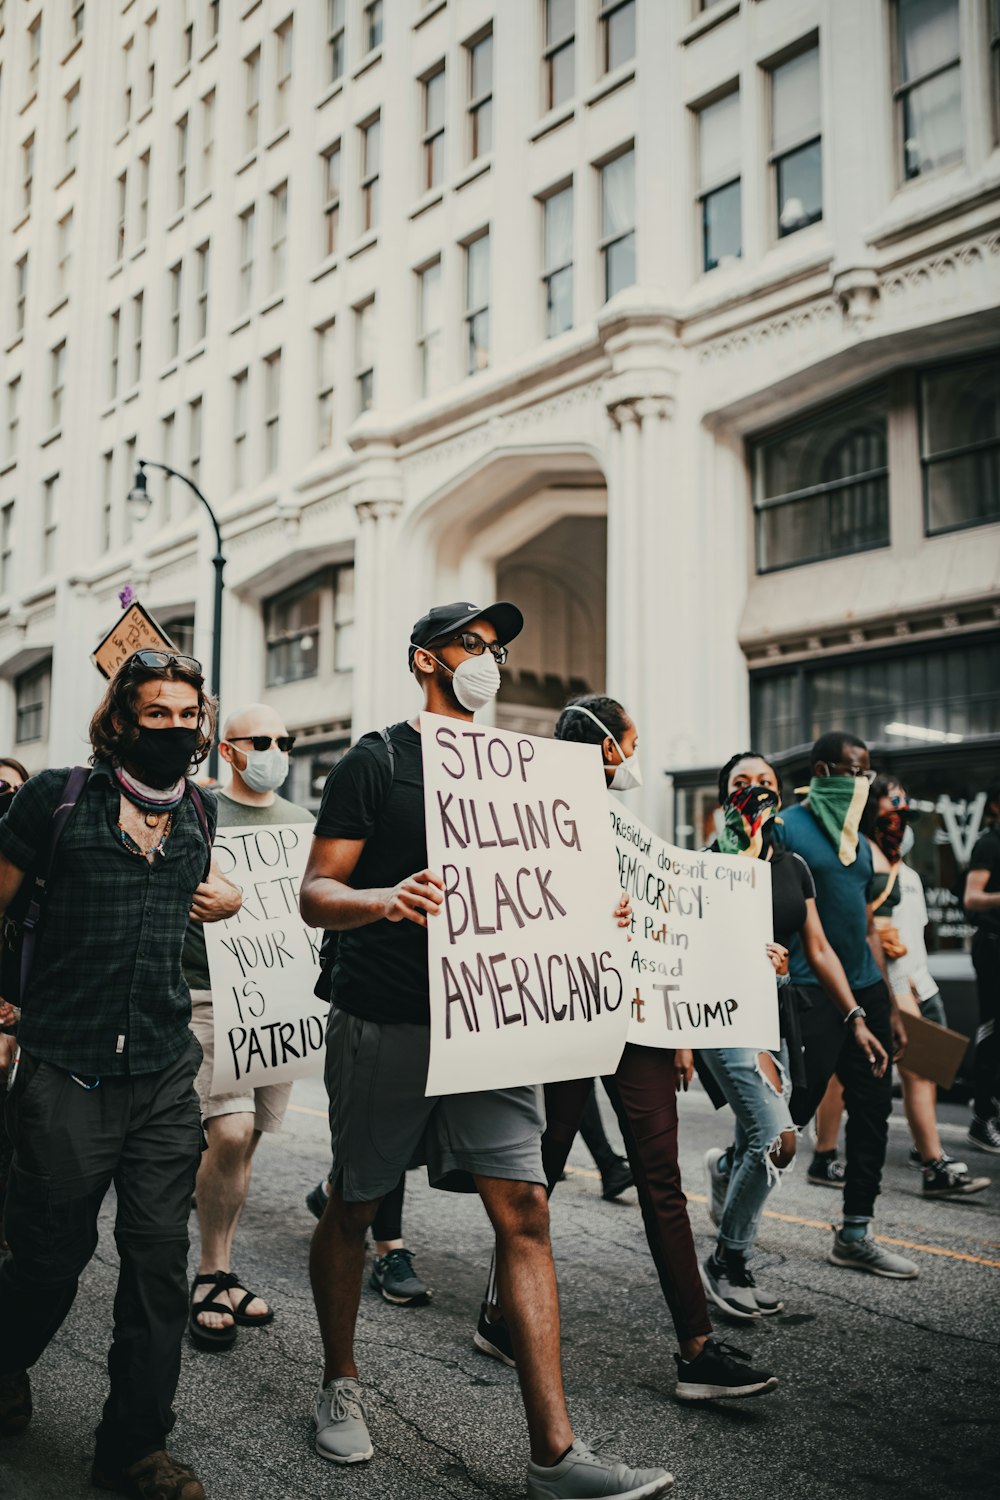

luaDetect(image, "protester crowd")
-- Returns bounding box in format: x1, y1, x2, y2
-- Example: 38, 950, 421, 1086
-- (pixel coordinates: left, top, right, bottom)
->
0, 606, 996, 1500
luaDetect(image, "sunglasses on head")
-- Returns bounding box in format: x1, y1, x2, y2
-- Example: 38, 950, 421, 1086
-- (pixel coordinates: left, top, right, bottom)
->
125, 649, 203, 674
227, 735, 296, 753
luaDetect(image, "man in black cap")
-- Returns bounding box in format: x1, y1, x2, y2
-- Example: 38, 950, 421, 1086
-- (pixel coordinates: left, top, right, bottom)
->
300, 604, 672, 1500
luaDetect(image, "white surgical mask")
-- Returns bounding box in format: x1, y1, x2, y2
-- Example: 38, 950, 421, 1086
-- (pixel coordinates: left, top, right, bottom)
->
562, 703, 643, 791
900, 824, 915, 858
432, 651, 502, 713
238, 745, 289, 794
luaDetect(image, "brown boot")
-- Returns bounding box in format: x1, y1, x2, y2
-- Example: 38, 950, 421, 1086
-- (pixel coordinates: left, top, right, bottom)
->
0, 1369, 31, 1436
91, 1449, 206, 1499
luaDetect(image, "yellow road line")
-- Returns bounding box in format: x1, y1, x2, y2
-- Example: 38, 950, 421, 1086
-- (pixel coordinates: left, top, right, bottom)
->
288, 1102, 327, 1119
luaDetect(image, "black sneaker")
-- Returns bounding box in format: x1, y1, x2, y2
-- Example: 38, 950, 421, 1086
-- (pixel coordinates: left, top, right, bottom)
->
967, 1116, 1000, 1155
473, 1302, 516, 1367
674, 1339, 778, 1401
700, 1252, 759, 1321
922, 1159, 990, 1197
370, 1248, 430, 1306
306, 1180, 329, 1221
807, 1154, 846, 1187
910, 1148, 962, 1171
601, 1157, 634, 1201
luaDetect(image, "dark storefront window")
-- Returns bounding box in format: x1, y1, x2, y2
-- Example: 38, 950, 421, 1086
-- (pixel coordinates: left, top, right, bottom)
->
284, 737, 350, 812
921, 353, 1000, 535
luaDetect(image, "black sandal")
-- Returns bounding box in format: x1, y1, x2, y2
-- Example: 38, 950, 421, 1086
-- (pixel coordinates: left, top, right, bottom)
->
188, 1272, 238, 1350
227, 1272, 275, 1328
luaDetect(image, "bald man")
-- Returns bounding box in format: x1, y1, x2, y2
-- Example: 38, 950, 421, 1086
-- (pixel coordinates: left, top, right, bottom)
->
182, 704, 313, 1348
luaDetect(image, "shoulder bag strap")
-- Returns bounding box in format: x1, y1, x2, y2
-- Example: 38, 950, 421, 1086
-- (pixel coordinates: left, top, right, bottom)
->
19, 765, 91, 1001
185, 781, 213, 881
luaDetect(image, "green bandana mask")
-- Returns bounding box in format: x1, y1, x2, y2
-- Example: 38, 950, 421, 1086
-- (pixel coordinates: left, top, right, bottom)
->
800, 775, 871, 866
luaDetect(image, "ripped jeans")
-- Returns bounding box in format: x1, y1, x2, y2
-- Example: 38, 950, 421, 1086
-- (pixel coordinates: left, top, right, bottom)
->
699, 1043, 794, 1255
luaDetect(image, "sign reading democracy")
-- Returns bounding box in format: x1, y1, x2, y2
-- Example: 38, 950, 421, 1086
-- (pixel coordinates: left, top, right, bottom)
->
612, 805, 779, 1050
205, 823, 325, 1094
421, 712, 631, 1095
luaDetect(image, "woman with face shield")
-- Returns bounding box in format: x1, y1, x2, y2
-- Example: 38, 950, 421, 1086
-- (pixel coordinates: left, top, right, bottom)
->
475, 697, 778, 1403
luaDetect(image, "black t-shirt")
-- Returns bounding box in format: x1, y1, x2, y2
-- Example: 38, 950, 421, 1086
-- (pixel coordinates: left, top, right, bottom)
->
771, 848, 816, 948
314, 721, 429, 1025
969, 825, 1000, 936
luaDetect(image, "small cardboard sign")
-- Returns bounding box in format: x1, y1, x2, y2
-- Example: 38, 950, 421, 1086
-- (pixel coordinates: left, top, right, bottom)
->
897, 1012, 970, 1090
93, 601, 175, 679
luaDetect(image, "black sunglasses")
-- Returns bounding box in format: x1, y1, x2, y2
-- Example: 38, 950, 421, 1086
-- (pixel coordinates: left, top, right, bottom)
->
227, 735, 296, 753
441, 632, 508, 665
126, 649, 203, 674
0, 780, 20, 796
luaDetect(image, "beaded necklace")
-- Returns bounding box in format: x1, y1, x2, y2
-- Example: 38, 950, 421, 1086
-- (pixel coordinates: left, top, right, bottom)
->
117, 812, 173, 860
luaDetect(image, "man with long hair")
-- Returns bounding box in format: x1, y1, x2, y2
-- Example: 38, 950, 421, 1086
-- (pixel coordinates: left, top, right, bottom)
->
0, 650, 239, 1500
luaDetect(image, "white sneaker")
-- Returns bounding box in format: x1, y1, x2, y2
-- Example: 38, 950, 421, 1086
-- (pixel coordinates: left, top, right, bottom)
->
313, 1377, 373, 1464
527, 1439, 673, 1499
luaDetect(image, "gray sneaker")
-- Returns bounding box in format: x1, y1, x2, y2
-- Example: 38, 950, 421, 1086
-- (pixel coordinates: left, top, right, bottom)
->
700, 1252, 760, 1321
314, 1377, 374, 1464
827, 1228, 918, 1279
704, 1147, 729, 1229
527, 1439, 673, 1499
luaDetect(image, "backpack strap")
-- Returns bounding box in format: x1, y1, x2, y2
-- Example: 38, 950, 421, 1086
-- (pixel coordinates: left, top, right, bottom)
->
19, 765, 90, 1002
185, 781, 213, 881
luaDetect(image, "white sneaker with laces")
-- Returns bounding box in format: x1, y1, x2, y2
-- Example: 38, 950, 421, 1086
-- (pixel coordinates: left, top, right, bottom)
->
526, 1439, 673, 1499
314, 1377, 373, 1464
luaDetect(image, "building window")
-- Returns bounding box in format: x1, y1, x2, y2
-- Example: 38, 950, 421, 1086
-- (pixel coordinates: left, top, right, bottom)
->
467, 29, 493, 160
122, 36, 134, 126
22, 135, 34, 213
894, 0, 962, 181
131, 291, 143, 384
144, 11, 157, 105
100, 451, 113, 550
360, 115, 381, 232
50, 343, 66, 431
238, 205, 255, 312
27, 14, 41, 98
138, 151, 150, 242
108, 310, 120, 399
422, 66, 446, 192
42, 477, 58, 573
244, 47, 260, 153
417, 259, 443, 398
208, 0, 219, 42
697, 90, 741, 271
122, 436, 136, 541
175, 113, 188, 210
921, 354, 1000, 534
56, 211, 73, 300
275, 16, 293, 130
316, 320, 335, 448
265, 575, 323, 686
753, 389, 890, 572
543, 0, 574, 111
264, 350, 281, 472
15, 256, 28, 337
201, 89, 215, 192
181, 0, 194, 68
328, 0, 345, 84
464, 232, 490, 374
599, 0, 634, 75
1, 502, 14, 595
15, 661, 50, 744
770, 45, 822, 237
992, 0, 1000, 143
355, 299, 375, 412
188, 397, 202, 492
161, 411, 175, 519
599, 148, 635, 300
115, 169, 127, 260
321, 142, 341, 257
65, 85, 80, 172
232, 369, 248, 488
6, 378, 20, 464
71, 0, 85, 40
542, 185, 573, 337
168, 261, 182, 359
364, 0, 383, 53
334, 565, 355, 671
270, 182, 288, 291
195, 242, 210, 342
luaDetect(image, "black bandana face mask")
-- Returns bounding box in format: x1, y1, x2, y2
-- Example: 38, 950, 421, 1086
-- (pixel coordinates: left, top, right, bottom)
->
128, 726, 199, 788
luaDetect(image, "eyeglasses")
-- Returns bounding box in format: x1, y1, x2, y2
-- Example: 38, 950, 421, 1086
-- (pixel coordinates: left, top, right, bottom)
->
227, 734, 296, 753
441, 632, 508, 665
126, 649, 203, 674
833, 762, 877, 784
0, 780, 20, 796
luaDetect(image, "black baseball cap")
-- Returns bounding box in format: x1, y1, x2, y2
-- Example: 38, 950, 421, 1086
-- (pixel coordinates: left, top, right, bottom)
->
408, 600, 523, 668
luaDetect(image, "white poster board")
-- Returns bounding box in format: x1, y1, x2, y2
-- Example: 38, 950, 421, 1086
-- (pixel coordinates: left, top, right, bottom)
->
421, 712, 632, 1095
205, 823, 326, 1093
611, 804, 779, 1050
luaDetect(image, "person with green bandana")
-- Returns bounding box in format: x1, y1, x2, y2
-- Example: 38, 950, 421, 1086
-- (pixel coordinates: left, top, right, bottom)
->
782, 731, 918, 1279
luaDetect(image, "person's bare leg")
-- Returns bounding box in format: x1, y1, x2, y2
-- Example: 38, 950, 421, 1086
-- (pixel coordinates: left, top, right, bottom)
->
900, 1068, 943, 1161
814, 1076, 845, 1153
310, 1186, 381, 1383
476, 1176, 573, 1468
194, 1112, 259, 1329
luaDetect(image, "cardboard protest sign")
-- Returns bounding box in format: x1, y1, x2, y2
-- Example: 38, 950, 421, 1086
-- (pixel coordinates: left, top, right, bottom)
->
205, 823, 325, 1093
93, 601, 176, 679
611, 804, 779, 1050
421, 711, 631, 1095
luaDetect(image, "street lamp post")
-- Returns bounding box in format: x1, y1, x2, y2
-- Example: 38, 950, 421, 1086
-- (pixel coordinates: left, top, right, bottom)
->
127, 461, 225, 780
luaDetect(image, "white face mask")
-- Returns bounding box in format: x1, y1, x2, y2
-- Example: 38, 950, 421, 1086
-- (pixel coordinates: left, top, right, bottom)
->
563, 704, 643, 791
237, 744, 289, 794
900, 823, 915, 858
431, 651, 502, 713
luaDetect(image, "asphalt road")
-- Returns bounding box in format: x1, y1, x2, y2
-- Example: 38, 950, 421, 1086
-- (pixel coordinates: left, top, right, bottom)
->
2, 1076, 998, 1500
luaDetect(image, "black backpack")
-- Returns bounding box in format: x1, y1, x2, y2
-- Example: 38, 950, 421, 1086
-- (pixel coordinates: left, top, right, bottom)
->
313, 727, 395, 1003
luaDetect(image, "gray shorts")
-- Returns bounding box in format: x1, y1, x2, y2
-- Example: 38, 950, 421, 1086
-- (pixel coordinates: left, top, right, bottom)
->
324, 1007, 545, 1202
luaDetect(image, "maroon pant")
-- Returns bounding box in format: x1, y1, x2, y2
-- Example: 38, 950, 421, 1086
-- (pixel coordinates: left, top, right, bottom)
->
542, 1044, 712, 1345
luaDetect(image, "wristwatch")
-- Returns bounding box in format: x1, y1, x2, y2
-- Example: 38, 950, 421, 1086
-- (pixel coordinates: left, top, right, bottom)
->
843, 1005, 867, 1027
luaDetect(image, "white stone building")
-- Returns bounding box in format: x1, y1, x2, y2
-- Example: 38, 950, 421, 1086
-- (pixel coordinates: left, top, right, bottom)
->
1, 0, 998, 956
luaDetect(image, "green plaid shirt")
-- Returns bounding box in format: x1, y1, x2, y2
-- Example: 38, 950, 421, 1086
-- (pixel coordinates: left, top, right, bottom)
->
0, 762, 216, 1076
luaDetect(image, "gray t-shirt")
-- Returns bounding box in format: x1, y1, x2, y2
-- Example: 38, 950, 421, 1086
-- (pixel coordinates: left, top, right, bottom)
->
181, 789, 314, 990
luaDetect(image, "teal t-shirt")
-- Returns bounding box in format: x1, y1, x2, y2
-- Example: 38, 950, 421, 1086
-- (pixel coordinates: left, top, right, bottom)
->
781, 801, 880, 992
181, 789, 314, 991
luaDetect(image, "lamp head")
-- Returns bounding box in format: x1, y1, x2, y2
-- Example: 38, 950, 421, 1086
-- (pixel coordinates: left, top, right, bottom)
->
127, 464, 153, 524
